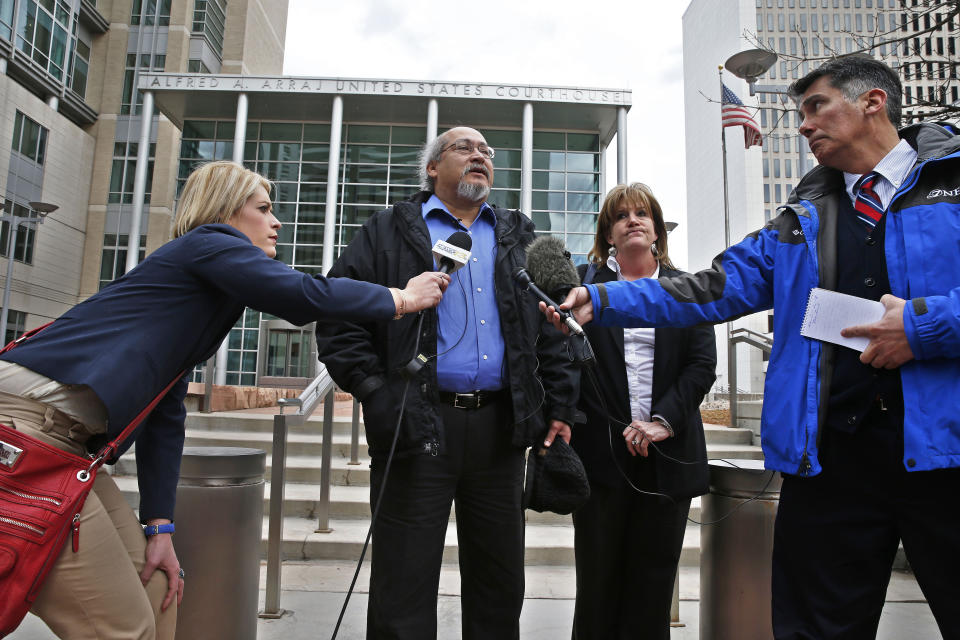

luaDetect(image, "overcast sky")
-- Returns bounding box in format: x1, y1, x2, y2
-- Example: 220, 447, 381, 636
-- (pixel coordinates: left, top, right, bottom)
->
284, 0, 692, 268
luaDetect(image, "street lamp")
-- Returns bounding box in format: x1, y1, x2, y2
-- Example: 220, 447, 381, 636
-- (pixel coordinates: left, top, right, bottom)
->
0, 200, 58, 342
724, 48, 810, 176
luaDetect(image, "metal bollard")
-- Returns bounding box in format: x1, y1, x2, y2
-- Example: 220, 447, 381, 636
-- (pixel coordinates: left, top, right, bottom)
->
174, 446, 266, 640
700, 459, 782, 640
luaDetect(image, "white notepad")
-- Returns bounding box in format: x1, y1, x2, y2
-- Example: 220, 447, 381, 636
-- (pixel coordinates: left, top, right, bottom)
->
800, 288, 885, 352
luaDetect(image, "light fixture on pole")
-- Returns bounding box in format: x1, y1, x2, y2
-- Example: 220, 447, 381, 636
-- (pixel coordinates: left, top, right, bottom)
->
0, 200, 58, 342
725, 48, 810, 176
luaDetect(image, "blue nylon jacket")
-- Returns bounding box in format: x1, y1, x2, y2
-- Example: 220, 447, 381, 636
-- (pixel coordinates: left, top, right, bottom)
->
1, 224, 395, 519
586, 122, 960, 476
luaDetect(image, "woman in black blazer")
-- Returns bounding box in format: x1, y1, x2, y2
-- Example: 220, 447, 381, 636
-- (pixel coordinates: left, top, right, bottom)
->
570, 183, 716, 640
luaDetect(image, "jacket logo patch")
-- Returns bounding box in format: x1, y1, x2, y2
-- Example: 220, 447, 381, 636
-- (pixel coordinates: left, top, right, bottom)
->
927, 187, 960, 198
792, 229, 804, 236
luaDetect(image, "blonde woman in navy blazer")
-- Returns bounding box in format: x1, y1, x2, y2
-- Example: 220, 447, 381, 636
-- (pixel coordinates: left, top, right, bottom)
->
570, 183, 716, 640
0, 161, 448, 639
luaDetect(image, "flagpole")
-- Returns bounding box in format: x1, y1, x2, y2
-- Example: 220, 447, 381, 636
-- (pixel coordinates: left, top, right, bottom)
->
719, 66, 738, 429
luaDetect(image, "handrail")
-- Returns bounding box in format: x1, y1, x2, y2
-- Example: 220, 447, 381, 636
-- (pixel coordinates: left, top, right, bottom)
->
260, 365, 335, 619
727, 329, 773, 429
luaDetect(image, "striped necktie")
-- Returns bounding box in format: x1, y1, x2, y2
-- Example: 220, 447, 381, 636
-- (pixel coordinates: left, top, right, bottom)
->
853, 171, 885, 229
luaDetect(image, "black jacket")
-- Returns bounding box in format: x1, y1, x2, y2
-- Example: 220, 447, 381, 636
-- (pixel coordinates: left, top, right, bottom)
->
572, 263, 717, 499
315, 191, 578, 458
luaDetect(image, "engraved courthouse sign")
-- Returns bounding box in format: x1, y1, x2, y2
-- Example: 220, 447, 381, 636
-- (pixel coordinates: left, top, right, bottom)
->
141, 75, 632, 106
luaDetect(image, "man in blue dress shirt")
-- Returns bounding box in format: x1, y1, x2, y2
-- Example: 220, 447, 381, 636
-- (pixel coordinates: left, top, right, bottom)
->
316, 126, 577, 639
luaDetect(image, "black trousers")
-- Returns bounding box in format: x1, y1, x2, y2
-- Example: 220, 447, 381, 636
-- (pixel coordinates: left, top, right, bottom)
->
571, 479, 690, 640
366, 398, 525, 640
772, 408, 960, 640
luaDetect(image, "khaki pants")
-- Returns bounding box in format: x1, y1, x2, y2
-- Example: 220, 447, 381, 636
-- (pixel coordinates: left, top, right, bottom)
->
0, 395, 176, 640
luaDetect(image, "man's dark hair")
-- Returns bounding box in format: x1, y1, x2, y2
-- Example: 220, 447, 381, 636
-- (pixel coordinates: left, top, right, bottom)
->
788, 55, 902, 127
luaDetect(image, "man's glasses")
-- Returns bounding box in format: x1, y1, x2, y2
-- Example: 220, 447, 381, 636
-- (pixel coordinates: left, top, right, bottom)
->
440, 138, 496, 160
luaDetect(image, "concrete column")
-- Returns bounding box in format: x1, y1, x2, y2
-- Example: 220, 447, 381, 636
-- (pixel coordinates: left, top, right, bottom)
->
125, 90, 154, 274
213, 92, 250, 385
322, 96, 343, 274
232, 93, 248, 163
521, 103, 533, 216
617, 106, 628, 183
426, 99, 438, 143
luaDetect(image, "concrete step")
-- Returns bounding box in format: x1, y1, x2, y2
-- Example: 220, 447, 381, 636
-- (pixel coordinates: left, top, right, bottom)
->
186, 412, 757, 447
703, 423, 754, 445
185, 410, 358, 436
113, 475, 700, 525
178, 424, 759, 462
259, 516, 702, 567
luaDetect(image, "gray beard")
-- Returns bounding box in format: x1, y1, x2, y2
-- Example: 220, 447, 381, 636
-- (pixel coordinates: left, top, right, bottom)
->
457, 179, 490, 202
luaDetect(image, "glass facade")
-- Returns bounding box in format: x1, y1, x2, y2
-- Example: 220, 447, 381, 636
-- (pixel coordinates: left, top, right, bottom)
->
177, 118, 603, 383
121, 52, 166, 115
130, 0, 171, 26
192, 0, 226, 57
0, 0, 14, 40
14, 0, 72, 82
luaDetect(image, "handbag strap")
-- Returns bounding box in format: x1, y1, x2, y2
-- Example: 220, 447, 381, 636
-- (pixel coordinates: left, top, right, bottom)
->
0, 321, 53, 355
0, 321, 185, 466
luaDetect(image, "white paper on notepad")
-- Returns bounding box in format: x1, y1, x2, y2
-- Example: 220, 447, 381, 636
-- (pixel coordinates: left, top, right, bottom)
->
800, 288, 885, 352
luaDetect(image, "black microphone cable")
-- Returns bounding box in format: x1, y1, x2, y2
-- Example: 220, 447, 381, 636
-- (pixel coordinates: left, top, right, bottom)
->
330, 311, 425, 640
332, 234, 471, 638
580, 362, 778, 527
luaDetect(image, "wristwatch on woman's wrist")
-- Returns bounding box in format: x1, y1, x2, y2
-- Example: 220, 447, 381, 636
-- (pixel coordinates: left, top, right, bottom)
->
143, 523, 175, 536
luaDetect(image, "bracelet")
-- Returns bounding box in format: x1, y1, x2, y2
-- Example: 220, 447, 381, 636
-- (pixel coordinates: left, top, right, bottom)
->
653, 416, 675, 437
144, 523, 175, 536
392, 288, 406, 320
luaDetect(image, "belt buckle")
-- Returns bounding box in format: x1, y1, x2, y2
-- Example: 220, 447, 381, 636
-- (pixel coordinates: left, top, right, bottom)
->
453, 393, 475, 410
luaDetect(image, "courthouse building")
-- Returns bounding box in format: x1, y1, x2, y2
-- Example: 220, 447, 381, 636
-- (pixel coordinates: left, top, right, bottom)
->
1, 0, 631, 386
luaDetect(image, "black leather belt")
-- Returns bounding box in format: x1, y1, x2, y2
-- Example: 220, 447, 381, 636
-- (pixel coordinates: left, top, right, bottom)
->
437, 389, 508, 410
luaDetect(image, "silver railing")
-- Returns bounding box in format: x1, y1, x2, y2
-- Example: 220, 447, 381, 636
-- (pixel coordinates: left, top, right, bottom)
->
727, 328, 773, 428
259, 366, 336, 618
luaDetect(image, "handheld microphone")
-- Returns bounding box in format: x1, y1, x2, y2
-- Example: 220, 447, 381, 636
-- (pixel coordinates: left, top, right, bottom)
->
433, 231, 472, 274
404, 231, 473, 379
513, 267, 585, 337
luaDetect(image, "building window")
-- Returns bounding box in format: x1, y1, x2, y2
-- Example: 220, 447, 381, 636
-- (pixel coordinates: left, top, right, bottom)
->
187, 59, 211, 73
0, 201, 40, 264
12, 111, 48, 165
14, 0, 72, 81
130, 0, 170, 26
0, 0, 14, 39
193, 0, 227, 57
68, 34, 90, 99
108, 142, 155, 204
98, 233, 145, 289
121, 52, 166, 115
1, 309, 26, 346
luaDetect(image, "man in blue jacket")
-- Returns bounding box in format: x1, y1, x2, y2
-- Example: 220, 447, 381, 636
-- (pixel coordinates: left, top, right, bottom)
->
545, 56, 960, 639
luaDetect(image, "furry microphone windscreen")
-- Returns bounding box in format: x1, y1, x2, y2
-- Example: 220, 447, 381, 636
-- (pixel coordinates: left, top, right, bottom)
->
525, 235, 580, 298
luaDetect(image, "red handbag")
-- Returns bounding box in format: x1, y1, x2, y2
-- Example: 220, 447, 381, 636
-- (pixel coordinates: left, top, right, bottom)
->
0, 325, 182, 636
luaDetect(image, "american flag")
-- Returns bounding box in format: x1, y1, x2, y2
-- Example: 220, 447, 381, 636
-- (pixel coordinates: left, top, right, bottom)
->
721, 83, 763, 149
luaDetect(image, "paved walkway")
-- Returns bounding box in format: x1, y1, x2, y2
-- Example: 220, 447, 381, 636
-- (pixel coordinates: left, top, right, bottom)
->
11, 563, 941, 639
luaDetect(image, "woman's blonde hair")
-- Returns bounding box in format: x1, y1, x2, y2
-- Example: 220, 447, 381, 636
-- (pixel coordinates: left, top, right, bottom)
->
588, 182, 674, 269
174, 161, 272, 237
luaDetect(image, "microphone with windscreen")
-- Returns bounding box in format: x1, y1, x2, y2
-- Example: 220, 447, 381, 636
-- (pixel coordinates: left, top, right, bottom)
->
515, 235, 595, 367
514, 235, 585, 337
525, 235, 581, 302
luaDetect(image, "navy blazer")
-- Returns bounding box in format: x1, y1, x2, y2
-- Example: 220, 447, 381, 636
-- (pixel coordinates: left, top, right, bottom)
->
1, 224, 395, 520
571, 263, 717, 499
